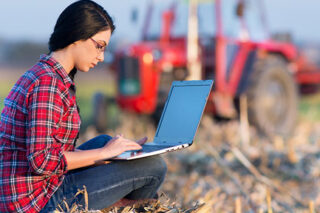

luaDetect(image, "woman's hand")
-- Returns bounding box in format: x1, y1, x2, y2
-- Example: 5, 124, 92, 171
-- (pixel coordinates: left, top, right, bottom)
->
64, 134, 148, 170
99, 134, 145, 159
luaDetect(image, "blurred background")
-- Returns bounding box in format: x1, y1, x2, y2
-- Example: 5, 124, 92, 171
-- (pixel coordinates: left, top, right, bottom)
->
1, 0, 320, 212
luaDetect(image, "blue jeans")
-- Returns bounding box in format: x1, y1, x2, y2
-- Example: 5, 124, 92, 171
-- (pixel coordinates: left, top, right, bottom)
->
40, 135, 167, 212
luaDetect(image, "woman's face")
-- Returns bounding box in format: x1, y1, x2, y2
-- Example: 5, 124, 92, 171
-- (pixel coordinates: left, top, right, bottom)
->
73, 29, 111, 72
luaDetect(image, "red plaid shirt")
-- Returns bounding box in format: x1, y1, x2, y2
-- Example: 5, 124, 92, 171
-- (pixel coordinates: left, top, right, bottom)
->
0, 55, 81, 212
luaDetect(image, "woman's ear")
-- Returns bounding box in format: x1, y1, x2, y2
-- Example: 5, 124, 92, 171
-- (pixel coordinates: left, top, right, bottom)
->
71, 39, 86, 47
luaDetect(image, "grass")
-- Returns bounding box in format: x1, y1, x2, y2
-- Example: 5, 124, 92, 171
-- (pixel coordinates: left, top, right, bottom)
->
75, 79, 116, 131
0, 80, 15, 112
298, 92, 320, 121
0, 74, 117, 132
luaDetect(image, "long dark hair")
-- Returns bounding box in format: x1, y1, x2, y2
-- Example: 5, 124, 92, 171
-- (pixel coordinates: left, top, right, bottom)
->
49, 0, 115, 81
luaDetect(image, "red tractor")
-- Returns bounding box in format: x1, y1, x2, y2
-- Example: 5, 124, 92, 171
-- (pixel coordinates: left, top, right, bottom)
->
94, 0, 320, 138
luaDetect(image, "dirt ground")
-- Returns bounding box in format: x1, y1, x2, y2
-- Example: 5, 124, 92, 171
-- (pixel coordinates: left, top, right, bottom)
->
79, 113, 320, 212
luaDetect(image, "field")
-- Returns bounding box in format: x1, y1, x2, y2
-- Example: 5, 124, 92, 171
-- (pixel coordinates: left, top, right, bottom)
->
1, 66, 320, 128
1, 66, 320, 212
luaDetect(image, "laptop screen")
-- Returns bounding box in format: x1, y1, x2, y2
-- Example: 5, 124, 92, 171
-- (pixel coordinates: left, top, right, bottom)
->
154, 81, 212, 145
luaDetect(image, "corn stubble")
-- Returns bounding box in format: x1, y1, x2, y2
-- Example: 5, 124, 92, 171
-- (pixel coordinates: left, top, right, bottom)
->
76, 113, 320, 213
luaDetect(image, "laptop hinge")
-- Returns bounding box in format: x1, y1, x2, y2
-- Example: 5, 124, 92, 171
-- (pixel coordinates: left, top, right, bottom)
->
153, 138, 191, 146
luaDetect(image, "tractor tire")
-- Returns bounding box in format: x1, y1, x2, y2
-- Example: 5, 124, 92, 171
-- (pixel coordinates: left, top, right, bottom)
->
92, 92, 107, 133
246, 56, 298, 138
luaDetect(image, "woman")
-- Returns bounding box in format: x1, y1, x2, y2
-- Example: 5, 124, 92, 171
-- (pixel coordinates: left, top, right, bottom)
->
0, 1, 167, 212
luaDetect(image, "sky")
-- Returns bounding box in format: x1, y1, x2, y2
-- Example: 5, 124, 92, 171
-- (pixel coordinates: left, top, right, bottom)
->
0, 0, 319, 44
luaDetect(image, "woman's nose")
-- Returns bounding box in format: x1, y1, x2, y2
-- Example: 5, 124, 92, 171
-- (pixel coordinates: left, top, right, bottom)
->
97, 52, 104, 62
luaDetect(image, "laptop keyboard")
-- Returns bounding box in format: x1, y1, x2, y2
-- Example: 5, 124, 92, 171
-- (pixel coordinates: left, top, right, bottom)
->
140, 145, 172, 153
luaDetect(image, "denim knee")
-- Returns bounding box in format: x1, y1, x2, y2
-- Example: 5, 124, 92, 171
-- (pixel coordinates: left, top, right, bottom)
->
124, 156, 167, 200
97, 134, 113, 142
146, 156, 167, 182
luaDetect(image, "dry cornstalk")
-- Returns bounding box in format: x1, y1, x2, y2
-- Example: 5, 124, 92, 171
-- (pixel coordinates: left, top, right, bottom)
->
266, 188, 273, 213
273, 135, 284, 151
194, 201, 214, 213
203, 144, 257, 211
230, 145, 266, 181
62, 200, 70, 212
56, 203, 64, 213
287, 138, 298, 164
239, 94, 250, 145
84, 185, 89, 211
235, 197, 242, 213
70, 203, 78, 213
309, 200, 315, 213
228, 145, 307, 207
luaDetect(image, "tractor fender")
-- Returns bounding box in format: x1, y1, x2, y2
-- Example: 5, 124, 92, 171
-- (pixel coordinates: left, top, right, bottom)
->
236, 52, 292, 96
236, 50, 257, 96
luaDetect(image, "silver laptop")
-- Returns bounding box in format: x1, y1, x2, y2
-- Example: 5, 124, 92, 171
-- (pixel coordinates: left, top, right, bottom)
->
112, 80, 213, 160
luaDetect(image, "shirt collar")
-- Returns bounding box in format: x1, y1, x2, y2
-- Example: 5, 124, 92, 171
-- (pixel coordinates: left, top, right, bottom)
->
39, 54, 75, 88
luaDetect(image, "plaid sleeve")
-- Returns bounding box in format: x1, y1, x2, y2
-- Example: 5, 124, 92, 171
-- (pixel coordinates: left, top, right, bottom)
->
26, 74, 68, 176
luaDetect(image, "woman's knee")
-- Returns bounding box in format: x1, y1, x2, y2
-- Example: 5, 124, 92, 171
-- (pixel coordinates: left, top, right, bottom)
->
154, 156, 167, 174
98, 134, 113, 142
144, 156, 167, 180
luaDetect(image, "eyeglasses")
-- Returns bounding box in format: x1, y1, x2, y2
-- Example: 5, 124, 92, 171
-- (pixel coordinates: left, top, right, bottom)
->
90, 38, 106, 53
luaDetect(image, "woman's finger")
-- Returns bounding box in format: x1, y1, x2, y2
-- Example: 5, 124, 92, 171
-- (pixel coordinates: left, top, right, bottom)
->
115, 133, 123, 138
136, 136, 148, 145
125, 140, 142, 150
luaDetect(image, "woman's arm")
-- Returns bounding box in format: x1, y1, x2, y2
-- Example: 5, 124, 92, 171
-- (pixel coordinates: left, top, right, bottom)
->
26, 76, 69, 176
63, 135, 146, 170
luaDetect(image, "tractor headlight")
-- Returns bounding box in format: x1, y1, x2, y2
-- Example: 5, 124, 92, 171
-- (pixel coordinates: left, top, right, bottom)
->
142, 53, 153, 64
142, 49, 162, 64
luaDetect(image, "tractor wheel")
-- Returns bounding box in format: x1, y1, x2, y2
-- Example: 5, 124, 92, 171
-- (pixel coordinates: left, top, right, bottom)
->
246, 56, 298, 138
92, 92, 107, 133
